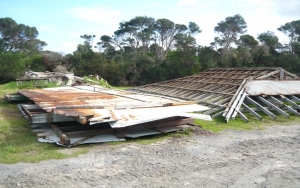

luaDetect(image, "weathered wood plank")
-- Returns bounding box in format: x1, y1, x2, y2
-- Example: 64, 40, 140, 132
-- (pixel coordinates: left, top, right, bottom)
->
50, 123, 70, 146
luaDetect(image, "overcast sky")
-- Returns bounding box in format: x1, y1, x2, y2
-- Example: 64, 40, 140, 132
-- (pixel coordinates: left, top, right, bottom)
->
1, 0, 299, 54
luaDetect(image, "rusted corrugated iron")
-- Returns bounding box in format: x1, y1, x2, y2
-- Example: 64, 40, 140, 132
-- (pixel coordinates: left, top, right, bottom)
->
17, 85, 210, 126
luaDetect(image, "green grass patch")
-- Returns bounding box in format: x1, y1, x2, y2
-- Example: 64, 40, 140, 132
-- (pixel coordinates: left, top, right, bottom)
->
83, 76, 112, 88
0, 83, 89, 164
195, 111, 300, 132
17, 80, 60, 89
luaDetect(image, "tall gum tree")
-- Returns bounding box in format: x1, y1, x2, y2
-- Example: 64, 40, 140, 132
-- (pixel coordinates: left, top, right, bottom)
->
0, 17, 46, 52
278, 20, 300, 53
214, 14, 247, 66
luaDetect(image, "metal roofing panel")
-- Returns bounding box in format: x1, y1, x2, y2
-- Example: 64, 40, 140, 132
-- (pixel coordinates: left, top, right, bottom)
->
125, 129, 161, 138
245, 80, 300, 95
18, 86, 210, 126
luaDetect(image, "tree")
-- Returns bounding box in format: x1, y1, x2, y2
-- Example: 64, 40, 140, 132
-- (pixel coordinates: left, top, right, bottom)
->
98, 17, 201, 63
257, 31, 279, 49
214, 14, 247, 66
152, 19, 187, 62
174, 22, 201, 52
198, 46, 219, 70
80, 34, 96, 48
0, 52, 29, 83
0, 17, 47, 52
238, 34, 258, 48
278, 20, 300, 52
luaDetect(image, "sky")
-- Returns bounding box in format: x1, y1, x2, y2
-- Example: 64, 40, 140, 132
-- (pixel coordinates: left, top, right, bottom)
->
1, 0, 299, 54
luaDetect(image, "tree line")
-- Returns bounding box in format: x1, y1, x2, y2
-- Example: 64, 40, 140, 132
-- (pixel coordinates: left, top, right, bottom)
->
0, 15, 300, 85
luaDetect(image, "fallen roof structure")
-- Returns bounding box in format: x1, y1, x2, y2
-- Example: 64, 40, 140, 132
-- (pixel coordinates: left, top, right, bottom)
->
131, 67, 300, 123
5, 85, 211, 147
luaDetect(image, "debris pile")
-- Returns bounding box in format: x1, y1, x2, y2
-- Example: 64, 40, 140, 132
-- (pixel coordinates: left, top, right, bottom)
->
5, 85, 211, 147
16, 71, 83, 86
7, 67, 300, 147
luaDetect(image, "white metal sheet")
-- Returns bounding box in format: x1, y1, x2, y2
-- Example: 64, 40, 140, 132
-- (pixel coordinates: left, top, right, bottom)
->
245, 80, 300, 96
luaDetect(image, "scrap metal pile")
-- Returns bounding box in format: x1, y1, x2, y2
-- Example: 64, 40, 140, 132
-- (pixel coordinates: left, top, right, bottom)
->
131, 67, 300, 122
5, 85, 211, 147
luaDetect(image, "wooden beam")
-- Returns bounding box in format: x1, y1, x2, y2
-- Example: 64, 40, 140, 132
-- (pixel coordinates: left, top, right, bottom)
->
241, 103, 262, 121
255, 70, 280, 79
256, 96, 289, 118
245, 96, 276, 120
50, 124, 70, 146
284, 70, 299, 79
232, 92, 247, 118
173, 80, 241, 86
280, 69, 284, 80
150, 84, 235, 96
223, 79, 247, 121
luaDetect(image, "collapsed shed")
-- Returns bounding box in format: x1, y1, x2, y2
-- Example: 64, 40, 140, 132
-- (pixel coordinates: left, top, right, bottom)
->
131, 67, 300, 123
5, 67, 300, 147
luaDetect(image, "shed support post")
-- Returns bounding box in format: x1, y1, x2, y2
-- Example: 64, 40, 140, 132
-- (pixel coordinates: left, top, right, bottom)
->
269, 96, 300, 116
238, 111, 248, 122
290, 95, 300, 103
257, 96, 289, 118
283, 96, 300, 110
245, 96, 276, 120
242, 103, 262, 121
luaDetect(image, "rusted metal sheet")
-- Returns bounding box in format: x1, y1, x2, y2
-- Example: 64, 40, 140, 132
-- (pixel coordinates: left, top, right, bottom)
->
245, 80, 300, 95
17, 86, 210, 126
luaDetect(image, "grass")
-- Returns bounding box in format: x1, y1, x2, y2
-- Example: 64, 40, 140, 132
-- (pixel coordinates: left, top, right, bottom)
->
195, 111, 300, 132
0, 82, 89, 164
17, 80, 60, 89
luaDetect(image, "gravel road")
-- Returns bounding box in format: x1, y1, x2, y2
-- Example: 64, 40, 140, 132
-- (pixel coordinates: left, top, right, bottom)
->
1, 124, 300, 188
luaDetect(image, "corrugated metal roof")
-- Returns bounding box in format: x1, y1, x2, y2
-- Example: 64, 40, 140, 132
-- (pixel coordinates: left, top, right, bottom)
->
245, 80, 300, 95
18, 85, 210, 126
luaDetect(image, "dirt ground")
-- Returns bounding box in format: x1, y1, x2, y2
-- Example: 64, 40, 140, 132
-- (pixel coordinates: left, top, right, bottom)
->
1, 124, 300, 188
